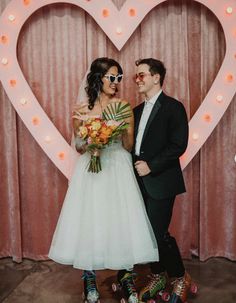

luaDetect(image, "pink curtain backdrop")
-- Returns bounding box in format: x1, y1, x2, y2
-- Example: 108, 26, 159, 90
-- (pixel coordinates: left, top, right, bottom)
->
0, 0, 235, 262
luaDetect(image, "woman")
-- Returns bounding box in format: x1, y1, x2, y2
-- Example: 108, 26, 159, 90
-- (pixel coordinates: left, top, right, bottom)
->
49, 57, 158, 303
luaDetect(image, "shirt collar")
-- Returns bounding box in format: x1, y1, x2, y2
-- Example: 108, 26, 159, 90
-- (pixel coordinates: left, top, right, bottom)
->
145, 89, 162, 106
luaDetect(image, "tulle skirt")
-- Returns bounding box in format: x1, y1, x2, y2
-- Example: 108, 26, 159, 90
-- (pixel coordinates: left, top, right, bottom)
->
49, 142, 158, 270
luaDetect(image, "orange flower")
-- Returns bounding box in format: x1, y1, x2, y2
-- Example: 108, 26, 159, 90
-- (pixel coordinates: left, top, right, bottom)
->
100, 126, 113, 137
99, 133, 109, 144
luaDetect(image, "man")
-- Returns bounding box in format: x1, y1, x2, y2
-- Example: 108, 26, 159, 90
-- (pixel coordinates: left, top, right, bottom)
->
133, 58, 190, 303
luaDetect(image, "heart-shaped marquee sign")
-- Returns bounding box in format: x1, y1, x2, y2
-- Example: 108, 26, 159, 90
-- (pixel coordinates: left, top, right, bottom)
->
0, 0, 235, 179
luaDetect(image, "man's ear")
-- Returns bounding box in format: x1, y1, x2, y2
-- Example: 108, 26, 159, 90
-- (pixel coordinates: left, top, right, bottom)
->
154, 74, 160, 85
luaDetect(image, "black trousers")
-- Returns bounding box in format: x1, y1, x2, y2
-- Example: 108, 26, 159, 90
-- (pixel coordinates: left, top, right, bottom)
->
144, 193, 185, 278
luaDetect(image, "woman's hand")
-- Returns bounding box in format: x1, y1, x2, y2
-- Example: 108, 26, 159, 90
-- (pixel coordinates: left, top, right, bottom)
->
87, 147, 101, 157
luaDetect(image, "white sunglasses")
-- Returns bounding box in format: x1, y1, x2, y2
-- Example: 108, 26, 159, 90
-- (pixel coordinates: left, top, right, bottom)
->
104, 74, 123, 83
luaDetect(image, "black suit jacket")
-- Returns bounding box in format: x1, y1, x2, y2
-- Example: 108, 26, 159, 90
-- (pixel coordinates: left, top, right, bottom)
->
133, 92, 189, 200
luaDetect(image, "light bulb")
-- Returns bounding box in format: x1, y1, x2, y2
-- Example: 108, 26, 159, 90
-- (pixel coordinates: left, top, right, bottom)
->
45, 136, 51, 143
116, 27, 122, 35
129, 8, 136, 17
8, 14, 15, 22
102, 9, 109, 17
20, 98, 27, 105
226, 7, 233, 15
1, 35, 8, 44
1, 57, 8, 65
216, 95, 223, 103
23, 0, 31, 5
226, 74, 233, 82
32, 116, 40, 125
192, 132, 199, 141
203, 114, 211, 122
58, 152, 65, 160
10, 79, 17, 87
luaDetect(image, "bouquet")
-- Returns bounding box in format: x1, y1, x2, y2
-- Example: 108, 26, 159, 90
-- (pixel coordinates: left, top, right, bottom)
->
77, 102, 131, 173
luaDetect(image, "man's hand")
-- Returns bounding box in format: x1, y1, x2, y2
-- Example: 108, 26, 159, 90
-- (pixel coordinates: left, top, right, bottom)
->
135, 160, 151, 176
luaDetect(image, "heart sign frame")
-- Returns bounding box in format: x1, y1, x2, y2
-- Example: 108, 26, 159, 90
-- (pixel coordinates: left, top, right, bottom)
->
0, 0, 235, 179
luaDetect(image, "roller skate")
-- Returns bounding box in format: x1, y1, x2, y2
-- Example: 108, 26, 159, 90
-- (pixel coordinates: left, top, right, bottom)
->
82, 270, 100, 303
169, 272, 197, 303
112, 271, 139, 303
139, 272, 170, 302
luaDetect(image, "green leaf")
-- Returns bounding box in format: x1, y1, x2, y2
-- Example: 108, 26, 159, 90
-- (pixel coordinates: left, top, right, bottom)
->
102, 102, 131, 121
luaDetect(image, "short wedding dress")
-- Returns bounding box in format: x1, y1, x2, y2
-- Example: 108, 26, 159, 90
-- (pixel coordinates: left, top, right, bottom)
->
49, 120, 158, 270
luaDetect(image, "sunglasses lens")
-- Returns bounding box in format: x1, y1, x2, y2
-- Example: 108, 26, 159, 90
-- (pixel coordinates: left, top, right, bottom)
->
110, 76, 116, 82
117, 75, 122, 82
136, 74, 144, 81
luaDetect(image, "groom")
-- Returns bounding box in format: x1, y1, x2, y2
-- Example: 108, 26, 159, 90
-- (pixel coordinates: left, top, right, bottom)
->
133, 58, 190, 303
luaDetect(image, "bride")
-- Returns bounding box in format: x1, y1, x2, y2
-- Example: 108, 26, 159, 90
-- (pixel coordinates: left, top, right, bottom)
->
48, 57, 158, 303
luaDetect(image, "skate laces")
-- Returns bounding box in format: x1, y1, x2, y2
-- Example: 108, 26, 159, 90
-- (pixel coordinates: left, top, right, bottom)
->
146, 273, 166, 292
82, 271, 97, 294
171, 275, 188, 296
120, 273, 137, 296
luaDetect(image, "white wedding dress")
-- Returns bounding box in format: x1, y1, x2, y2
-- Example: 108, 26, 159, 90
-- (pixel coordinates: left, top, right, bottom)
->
49, 138, 158, 270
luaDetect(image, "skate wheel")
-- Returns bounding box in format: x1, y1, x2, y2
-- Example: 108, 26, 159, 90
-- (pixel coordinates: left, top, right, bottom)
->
190, 283, 198, 294
120, 298, 126, 303
161, 292, 170, 302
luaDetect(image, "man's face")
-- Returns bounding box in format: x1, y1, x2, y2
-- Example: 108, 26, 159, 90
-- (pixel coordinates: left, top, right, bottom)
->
135, 64, 160, 96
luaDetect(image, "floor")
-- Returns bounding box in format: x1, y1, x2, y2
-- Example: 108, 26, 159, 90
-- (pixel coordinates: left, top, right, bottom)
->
0, 257, 236, 303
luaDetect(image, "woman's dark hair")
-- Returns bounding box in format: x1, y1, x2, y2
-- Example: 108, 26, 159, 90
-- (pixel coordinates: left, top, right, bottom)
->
135, 58, 166, 86
86, 57, 123, 110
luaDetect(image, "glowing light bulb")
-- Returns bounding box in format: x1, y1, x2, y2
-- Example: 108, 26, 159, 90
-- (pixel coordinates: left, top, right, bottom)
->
226, 6, 233, 14
8, 14, 15, 22
1, 35, 8, 44
192, 132, 199, 141
102, 9, 109, 17
226, 74, 233, 82
32, 116, 40, 125
23, 0, 31, 5
9, 79, 17, 87
116, 27, 122, 35
1, 57, 8, 65
20, 98, 27, 105
45, 136, 51, 143
203, 113, 211, 122
129, 8, 136, 17
58, 152, 65, 160
216, 95, 223, 103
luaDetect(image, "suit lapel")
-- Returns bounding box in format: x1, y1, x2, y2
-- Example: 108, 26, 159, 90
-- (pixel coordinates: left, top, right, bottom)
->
141, 92, 163, 143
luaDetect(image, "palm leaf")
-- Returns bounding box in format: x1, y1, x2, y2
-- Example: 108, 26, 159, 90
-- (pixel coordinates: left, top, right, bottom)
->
102, 102, 131, 121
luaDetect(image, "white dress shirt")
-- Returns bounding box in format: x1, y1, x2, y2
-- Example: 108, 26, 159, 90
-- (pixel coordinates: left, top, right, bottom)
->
135, 90, 162, 156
